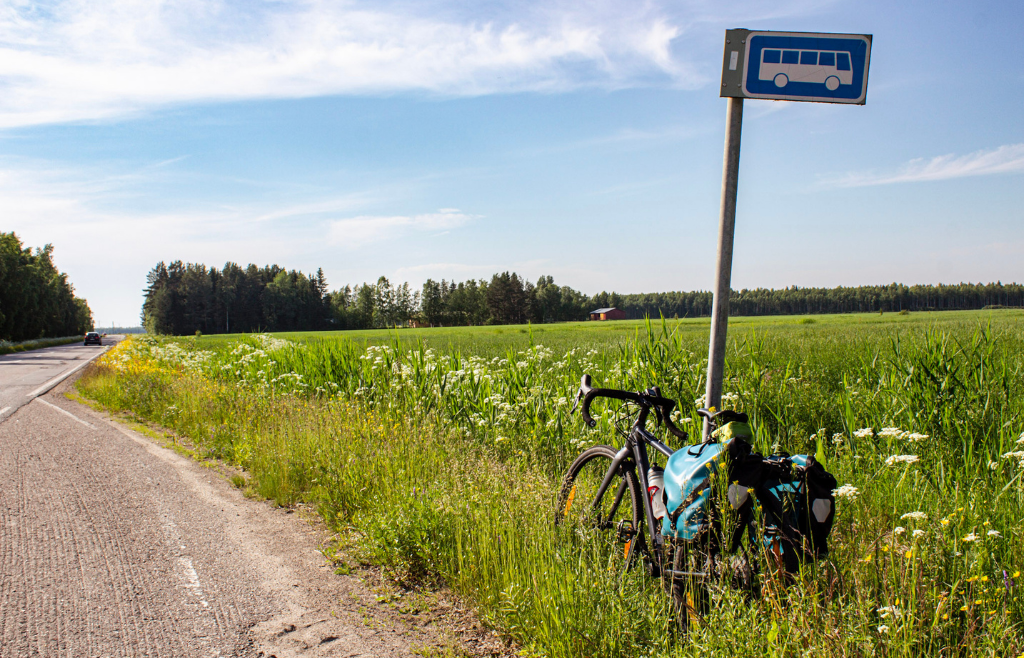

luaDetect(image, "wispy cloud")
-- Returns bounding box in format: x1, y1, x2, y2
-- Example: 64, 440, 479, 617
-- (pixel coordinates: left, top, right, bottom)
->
822, 143, 1024, 188
0, 157, 475, 321
328, 209, 478, 248
0, 0, 712, 128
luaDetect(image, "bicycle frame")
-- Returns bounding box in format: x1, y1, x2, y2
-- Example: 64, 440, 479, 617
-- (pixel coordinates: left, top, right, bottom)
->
589, 406, 675, 563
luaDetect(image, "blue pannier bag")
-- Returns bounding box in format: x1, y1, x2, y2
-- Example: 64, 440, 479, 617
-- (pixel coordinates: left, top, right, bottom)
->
662, 421, 837, 574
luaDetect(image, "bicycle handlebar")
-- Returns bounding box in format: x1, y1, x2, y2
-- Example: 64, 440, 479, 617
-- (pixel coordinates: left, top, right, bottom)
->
576, 374, 688, 440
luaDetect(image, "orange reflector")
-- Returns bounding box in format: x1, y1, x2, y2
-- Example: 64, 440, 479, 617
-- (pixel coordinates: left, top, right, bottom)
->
564, 485, 576, 515
624, 539, 632, 560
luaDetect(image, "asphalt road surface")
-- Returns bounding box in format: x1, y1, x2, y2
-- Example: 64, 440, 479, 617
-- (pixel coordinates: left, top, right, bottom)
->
0, 339, 446, 657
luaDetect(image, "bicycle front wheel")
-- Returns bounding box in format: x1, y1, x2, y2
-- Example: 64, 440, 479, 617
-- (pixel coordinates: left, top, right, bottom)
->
554, 445, 644, 573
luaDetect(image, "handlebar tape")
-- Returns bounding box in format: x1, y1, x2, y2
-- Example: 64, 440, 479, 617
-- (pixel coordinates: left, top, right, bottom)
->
577, 374, 688, 440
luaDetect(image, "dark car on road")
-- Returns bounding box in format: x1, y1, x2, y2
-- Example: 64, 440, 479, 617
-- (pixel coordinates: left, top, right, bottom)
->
84, 331, 102, 346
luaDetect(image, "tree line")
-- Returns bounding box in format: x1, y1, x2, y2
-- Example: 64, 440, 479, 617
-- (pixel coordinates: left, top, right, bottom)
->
609, 282, 1024, 319
0, 232, 94, 342
141, 259, 1024, 335
141, 262, 593, 334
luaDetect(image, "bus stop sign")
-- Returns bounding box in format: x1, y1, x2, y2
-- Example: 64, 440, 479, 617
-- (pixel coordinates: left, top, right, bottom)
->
721, 29, 872, 104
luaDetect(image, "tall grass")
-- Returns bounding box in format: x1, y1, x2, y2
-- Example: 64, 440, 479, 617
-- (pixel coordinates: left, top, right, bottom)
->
0, 335, 85, 355
78, 314, 1024, 656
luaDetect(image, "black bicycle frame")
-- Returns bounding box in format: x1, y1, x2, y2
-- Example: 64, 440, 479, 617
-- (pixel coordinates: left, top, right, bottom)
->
590, 405, 675, 553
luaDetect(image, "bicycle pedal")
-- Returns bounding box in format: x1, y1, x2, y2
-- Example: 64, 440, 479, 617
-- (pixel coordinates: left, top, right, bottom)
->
615, 519, 636, 543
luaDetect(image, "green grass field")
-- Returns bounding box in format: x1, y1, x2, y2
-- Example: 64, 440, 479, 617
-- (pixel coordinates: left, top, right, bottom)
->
78, 309, 1024, 657
195, 308, 1021, 355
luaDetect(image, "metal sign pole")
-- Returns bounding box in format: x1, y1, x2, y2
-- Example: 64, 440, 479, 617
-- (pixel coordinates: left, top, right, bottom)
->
703, 95, 743, 439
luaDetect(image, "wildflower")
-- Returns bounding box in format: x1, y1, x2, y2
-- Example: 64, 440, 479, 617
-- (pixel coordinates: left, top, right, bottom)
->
877, 625, 890, 634
905, 432, 929, 442
1002, 450, 1024, 468
832, 433, 845, 446
877, 606, 902, 619
853, 428, 874, 439
893, 526, 906, 536
901, 511, 927, 521
987, 530, 1001, 538
879, 427, 904, 438
989, 461, 999, 471
833, 484, 860, 500
962, 533, 979, 543
912, 529, 925, 538
885, 454, 919, 467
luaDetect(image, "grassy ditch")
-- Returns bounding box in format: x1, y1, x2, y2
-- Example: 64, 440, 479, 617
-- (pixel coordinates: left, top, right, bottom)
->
0, 335, 86, 355
77, 313, 1024, 657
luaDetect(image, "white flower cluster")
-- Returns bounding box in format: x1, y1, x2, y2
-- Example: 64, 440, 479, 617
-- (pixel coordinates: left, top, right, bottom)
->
853, 428, 874, 439
885, 454, 920, 467
693, 392, 739, 408
833, 484, 860, 500
878, 426, 930, 442
1004, 434, 1024, 468
877, 605, 903, 619
900, 511, 927, 521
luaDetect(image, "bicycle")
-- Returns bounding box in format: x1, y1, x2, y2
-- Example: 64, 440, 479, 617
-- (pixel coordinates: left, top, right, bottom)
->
554, 374, 786, 629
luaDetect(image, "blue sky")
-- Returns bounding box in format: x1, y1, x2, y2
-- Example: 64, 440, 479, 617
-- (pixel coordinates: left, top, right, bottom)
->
2, 0, 1022, 326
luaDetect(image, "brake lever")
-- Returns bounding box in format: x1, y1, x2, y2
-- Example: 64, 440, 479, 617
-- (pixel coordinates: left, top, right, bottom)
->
570, 387, 584, 415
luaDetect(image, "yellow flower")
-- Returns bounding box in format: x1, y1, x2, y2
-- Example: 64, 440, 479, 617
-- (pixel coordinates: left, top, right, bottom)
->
941, 519, 950, 526
942, 613, 948, 620
960, 605, 968, 611
980, 576, 989, 582
1014, 571, 1021, 578
967, 576, 978, 582
905, 551, 913, 559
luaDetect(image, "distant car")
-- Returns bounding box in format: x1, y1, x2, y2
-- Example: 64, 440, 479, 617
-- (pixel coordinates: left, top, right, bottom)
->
84, 332, 102, 345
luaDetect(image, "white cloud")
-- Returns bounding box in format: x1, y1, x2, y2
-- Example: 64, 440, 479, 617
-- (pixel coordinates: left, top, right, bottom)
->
823, 143, 1024, 188
328, 209, 477, 248
0, 0, 708, 128
0, 157, 470, 322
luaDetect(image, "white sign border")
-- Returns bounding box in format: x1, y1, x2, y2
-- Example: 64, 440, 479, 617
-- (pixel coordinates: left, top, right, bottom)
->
740, 31, 871, 104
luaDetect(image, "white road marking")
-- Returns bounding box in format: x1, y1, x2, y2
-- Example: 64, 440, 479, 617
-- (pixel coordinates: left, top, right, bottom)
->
0, 406, 10, 417
161, 514, 210, 608
34, 398, 96, 430
26, 347, 108, 398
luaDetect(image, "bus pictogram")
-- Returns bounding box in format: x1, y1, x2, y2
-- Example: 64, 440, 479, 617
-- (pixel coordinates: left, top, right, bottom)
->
758, 49, 853, 91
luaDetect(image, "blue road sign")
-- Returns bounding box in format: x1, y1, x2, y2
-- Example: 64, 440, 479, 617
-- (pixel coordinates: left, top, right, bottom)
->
721, 30, 872, 105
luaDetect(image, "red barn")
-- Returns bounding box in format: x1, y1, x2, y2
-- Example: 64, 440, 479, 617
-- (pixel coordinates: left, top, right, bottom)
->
590, 307, 627, 321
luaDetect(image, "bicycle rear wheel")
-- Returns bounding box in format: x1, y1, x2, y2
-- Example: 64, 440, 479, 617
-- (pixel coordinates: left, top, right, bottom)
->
554, 445, 644, 573
664, 541, 712, 631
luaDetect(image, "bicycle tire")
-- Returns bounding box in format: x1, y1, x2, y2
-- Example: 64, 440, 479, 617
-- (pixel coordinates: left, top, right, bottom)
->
664, 541, 712, 631
554, 445, 644, 573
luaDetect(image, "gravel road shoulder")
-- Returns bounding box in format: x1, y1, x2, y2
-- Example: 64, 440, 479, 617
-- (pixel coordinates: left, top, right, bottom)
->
0, 373, 512, 657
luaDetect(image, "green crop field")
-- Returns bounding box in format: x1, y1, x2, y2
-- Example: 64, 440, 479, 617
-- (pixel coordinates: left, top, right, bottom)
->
78, 309, 1024, 657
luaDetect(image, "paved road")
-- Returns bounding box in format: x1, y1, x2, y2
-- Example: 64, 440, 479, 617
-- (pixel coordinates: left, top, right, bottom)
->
0, 338, 112, 422
0, 340, 436, 657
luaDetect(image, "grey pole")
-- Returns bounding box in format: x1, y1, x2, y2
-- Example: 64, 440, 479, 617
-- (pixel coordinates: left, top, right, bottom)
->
703, 96, 743, 439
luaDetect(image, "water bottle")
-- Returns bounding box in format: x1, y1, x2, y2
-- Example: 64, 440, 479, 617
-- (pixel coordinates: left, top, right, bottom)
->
647, 466, 667, 522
